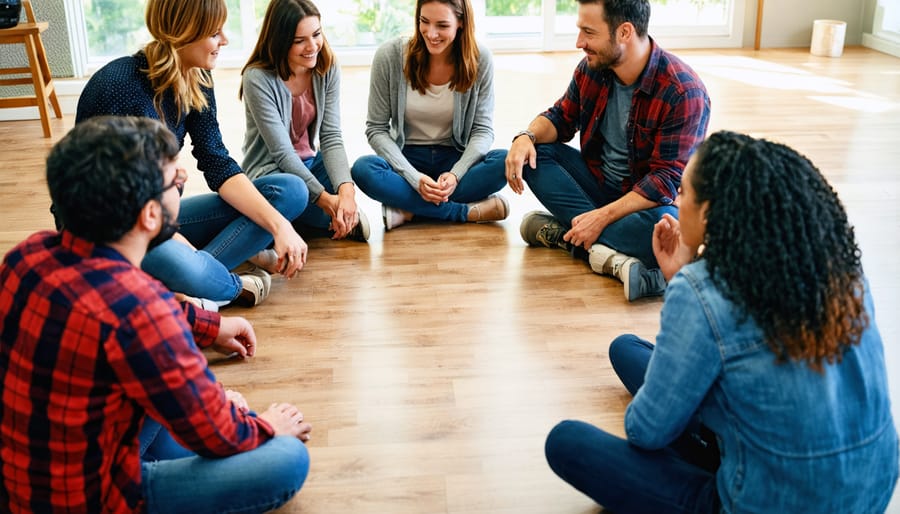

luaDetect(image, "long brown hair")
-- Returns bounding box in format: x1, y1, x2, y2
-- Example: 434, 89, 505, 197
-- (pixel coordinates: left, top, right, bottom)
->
143, 0, 227, 123
240, 0, 335, 99
404, 0, 479, 94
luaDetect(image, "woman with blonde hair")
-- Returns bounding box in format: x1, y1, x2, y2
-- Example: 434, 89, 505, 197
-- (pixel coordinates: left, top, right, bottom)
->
351, 0, 509, 231
74, 0, 310, 307
241, 0, 369, 243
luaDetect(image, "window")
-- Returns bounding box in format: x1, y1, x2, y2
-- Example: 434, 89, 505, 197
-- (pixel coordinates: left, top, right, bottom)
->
70, 0, 743, 74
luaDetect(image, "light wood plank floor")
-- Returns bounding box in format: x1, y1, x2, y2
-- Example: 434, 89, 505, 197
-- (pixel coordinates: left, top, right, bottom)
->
1, 47, 899, 513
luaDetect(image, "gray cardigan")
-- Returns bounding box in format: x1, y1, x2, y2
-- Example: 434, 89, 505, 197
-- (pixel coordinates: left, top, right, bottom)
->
241, 65, 351, 200
365, 37, 496, 189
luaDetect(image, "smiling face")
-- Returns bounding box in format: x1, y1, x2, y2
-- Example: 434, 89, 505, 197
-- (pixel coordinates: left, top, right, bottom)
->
575, 2, 623, 71
288, 16, 324, 72
177, 24, 228, 71
418, 1, 461, 58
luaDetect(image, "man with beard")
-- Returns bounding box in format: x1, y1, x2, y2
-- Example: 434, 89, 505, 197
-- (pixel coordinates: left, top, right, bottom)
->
505, 0, 710, 301
0, 116, 312, 513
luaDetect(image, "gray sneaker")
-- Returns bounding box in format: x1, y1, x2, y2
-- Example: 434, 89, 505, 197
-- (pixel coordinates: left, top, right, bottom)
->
589, 244, 666, 301
520, 211, 568, 249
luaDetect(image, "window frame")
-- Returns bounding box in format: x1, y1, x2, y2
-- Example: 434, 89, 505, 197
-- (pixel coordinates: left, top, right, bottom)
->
65, 0, 746, 74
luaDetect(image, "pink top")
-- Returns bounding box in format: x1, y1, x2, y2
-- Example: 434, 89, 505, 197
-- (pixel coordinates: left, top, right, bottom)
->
290, 88, 316, 160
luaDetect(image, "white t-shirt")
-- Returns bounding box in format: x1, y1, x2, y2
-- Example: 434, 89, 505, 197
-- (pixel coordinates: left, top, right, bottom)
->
404, 82, 453, 145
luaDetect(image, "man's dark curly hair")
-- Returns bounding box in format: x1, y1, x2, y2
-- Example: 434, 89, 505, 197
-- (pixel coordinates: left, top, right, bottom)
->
47, 116, 180, 244
576, 0, 651, 38
692, 131, 867, 372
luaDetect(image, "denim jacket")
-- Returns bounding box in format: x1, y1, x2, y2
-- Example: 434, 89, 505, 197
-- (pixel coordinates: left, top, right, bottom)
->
626, 260, 898, 513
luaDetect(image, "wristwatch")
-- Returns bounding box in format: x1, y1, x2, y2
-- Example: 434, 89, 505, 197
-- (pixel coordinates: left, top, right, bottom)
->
512, 129, 535, 144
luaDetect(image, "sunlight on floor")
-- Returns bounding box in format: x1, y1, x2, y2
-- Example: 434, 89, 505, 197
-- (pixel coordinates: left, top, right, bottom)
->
689, 55, 899, 113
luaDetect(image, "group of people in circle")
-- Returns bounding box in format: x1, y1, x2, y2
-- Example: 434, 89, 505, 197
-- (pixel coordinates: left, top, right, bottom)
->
0, 0, 896, 512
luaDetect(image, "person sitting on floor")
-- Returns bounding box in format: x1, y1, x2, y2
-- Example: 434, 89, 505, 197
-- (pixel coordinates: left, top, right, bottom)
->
1, 116, 312, 513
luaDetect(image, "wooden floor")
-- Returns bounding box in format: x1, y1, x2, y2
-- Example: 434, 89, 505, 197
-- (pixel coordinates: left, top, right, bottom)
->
1, 47, 899, 513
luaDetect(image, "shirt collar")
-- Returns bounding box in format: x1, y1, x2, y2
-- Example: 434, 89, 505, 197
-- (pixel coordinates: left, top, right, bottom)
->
636, 37, 662, 95
60, 230, 131, 264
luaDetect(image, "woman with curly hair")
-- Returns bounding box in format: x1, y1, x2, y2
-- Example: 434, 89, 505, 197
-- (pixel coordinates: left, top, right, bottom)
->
545, 131, 898, 513
241, 0, 369, 244
75, 0, 309, 307
351, 0, 509, 231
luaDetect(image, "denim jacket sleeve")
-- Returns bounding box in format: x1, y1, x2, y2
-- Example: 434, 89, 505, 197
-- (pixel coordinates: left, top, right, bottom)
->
624, 266, 723, 449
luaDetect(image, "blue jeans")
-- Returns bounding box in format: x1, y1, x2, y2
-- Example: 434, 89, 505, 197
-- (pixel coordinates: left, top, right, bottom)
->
140, 417, 196, 461
141, 434, 309, 514
545, 420, 719, 514
142, 174, 308, 301
523, 143, 676, 268
351, 146, 507, 222
293, 153, 341, 231
544, 334, 721, 513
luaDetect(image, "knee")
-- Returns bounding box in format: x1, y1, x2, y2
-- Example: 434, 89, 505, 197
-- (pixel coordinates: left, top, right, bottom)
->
351, 155, 387, 185
259, 175, 309, 220
608, 334, 639, 368
484, 149, 508, 164
545, 420, 585, 472
266, 437, 311, 493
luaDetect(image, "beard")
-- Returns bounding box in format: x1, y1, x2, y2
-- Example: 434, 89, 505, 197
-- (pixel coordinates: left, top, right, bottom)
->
147, 204, 180, 252
585, 37, 623, 71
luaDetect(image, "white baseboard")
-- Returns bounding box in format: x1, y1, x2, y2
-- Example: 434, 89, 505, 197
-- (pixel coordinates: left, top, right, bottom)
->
0, 79, 86, 121
862, 33, 900, 58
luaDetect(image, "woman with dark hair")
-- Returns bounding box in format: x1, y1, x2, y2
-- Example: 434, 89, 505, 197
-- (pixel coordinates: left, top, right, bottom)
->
75, 0, 310, 308
545, 131, 898, 513
241, 0, 369, 247
351, 0, 509, 231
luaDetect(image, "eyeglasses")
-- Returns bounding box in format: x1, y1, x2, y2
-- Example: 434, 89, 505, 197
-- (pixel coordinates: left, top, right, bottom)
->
162, 167, 188, 196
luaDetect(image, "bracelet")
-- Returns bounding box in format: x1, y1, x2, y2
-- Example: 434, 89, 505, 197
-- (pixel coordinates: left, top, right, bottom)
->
512, 129, 535, 144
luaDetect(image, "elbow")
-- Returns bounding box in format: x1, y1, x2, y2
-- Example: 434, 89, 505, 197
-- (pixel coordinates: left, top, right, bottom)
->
624, 409, 678, 450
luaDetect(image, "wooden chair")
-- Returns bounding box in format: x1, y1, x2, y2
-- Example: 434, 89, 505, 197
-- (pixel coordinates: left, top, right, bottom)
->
0, 0, 62, 138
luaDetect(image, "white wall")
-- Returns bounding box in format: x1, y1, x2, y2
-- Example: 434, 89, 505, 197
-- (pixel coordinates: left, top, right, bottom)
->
741, 0, 866, 48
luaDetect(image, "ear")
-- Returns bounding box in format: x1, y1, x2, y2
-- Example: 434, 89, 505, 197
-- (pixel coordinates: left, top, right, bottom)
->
136, 199, 162, 236
699, 200, 710, 226
617, 21, 634, 42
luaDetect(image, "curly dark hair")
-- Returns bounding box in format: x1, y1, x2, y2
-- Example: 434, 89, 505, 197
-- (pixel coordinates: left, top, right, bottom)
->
691, 131, 867, 371
47, 116, 180, 244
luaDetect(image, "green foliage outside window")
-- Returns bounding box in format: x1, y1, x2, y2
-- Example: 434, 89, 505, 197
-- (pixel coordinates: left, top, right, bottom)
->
488, 0, 542, 17
485, 0, 717, 17
346, 0, 415, 45
84, 0, 247, 58
83, 0, 146, 57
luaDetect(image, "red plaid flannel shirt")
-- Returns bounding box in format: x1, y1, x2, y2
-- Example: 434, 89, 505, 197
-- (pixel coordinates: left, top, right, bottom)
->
542, 38, 711, 205
0, 231, 274, 513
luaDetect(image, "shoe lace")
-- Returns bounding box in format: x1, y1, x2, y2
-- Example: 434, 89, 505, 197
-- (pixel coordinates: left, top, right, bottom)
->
537, 222, 564, 248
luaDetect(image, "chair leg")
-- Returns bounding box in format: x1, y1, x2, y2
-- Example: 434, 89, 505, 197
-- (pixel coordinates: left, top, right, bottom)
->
32, 26, 61, 119
23, 34, 51, 138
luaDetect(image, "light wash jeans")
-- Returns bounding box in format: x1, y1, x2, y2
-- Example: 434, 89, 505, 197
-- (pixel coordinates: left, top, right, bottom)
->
142, 174, 308, 301
523, 143, 676, 268
351, 146, 507, 222
141, 434, 309, 514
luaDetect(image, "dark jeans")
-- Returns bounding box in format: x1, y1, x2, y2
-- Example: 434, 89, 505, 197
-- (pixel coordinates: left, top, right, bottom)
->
523, 143, 677, 268
544, 334, 721, 513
